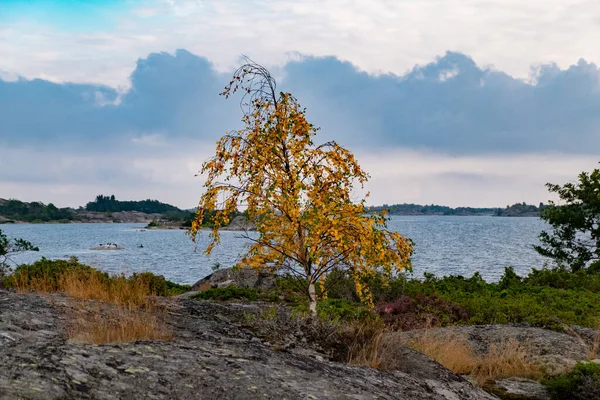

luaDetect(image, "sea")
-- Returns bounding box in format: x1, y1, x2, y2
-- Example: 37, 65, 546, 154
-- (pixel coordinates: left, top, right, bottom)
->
1, 216, 552, 285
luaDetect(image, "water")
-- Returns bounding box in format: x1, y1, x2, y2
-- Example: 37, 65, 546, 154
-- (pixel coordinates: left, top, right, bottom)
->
1, 216, 552, 284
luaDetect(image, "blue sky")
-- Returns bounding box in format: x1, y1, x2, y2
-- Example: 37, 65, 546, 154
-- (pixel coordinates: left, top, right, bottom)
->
0, 0, 128, 31
0, 0, 599, 208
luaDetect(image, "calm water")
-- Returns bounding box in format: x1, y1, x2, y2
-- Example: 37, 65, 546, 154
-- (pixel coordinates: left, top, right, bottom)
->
1, 216, 552, 285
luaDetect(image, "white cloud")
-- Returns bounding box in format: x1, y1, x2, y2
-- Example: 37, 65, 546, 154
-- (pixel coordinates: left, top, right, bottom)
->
2, 0, 600, 87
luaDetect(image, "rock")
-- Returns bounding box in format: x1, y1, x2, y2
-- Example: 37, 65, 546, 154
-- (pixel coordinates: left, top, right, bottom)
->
220, 215, 257, 231
91, 244, 124, 250
0, 289, 499, 400
191, 266, 276, 291
489, 378, 551, 400
400, 325, 594, 375
0, 215, 15, 224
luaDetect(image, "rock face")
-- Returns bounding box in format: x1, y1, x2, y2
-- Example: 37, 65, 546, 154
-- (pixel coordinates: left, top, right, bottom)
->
0, 289, 498, 400
191, 267, 276, 291
490, 378, 551, 400
400, 325, 596, 375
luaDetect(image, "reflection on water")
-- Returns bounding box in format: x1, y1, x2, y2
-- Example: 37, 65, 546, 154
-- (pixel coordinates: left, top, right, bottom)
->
2, 216, 552, 284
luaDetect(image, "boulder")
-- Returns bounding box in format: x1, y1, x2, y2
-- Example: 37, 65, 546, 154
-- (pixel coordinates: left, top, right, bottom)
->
488, 377, 551, 400
400, 324, 595, 375
191, 266, 275, 291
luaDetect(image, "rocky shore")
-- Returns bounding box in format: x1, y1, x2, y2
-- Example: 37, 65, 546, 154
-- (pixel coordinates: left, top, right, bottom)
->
0, 289, 497, 400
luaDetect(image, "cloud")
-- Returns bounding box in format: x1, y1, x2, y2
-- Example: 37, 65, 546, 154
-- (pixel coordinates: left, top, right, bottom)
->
1, 49, 599, 208
3, 0, 600, 87
283, 52, 600, 153
1, 50, 599, 155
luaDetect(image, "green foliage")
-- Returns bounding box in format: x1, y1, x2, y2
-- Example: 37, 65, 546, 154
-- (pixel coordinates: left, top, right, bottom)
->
146, 220, 160, 228
3, 257, 189, 296
0, 199, 75, 223
85, 194, 182, 214
294, 298, 375, 322
535, 163, 600, 271
544, 362, 600, 400
3, 256, 101, 290
494, 202, 545, 217
191, 287, 279, 302
128, 272, 191, 296
309, 266, 600, 330
368, 203, 499, 216
0, 229, 39, 276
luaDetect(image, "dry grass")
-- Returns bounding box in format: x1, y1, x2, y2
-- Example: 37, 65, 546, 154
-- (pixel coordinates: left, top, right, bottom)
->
60, 272, 155, 309
11, 273, 57, 293
13, 268, 174, 345
409, 333, 542, 385
68, 303, 173, 344
346, 321, 398, 370
408, 332, 478, 375
345, 323, 542, 386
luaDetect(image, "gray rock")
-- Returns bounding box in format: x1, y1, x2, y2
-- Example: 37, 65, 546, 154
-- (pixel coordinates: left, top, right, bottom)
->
491, 378, 551, 400
400, 325, 595, 375
0, 289, 498, 400
220, 215, 257, 231
191, 266, 276, 291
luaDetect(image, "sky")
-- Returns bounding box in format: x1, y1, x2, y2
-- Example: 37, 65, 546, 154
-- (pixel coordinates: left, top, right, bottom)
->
0, 0, 599, 209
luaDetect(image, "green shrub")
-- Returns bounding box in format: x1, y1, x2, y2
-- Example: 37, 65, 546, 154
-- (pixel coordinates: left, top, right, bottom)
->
544, 362, 600, 400
293, 298, 375, 322
128, 272, 190, 296
3, 256, 103, 290
191, 286, 279, 302
4, 257, 190, 296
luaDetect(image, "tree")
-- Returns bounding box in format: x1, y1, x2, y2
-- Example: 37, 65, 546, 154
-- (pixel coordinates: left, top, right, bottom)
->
0, 228, 39, 276
535, 163, 600, 271
189, 60, 413, 315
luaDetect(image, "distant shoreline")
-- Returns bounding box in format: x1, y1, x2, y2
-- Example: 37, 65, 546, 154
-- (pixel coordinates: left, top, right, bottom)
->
0, 213, 542, 226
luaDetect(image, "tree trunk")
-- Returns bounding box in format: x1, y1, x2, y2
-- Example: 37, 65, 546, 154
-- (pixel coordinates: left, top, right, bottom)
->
308, 281, 317, 317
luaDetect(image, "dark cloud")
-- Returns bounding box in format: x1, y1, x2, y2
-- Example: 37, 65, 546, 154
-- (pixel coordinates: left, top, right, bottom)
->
1, 50, 599, 154
283, 52, 600, 153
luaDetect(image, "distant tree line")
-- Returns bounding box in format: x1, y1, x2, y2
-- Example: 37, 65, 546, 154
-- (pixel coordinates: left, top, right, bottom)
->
85, 195, 182, 214
369, 203, 498, 216
370, 202, 546, 217
0, 199, 75, 223
494, 202, 547, 217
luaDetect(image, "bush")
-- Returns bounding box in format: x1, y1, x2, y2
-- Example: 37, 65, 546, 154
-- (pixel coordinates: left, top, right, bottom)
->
4, 257, 103, 291
293, 298, 375, 322
544, 362, 600, 400
4, 257, 189, 297
128, 272, 190, 296
191, 286, 279, 302
375, 294, 470, 330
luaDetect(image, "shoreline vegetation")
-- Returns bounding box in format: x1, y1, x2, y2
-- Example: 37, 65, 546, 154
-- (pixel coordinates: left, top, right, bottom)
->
0, 196, 546, 226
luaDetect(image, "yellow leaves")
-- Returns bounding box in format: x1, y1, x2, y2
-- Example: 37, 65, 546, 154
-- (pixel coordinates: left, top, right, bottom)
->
190, 61, 413, 311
